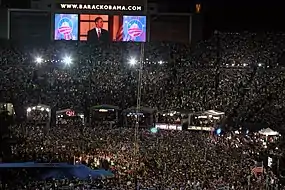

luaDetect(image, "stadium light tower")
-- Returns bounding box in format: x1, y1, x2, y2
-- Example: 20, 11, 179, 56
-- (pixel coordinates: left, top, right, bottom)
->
35, 57, 43, 64
132, 43, 144, 187
63, 56, 72, 65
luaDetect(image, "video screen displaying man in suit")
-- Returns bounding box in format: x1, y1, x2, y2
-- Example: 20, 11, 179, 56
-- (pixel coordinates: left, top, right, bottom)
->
77, 14, 147, 42
79, 14, 117, 42
87, 17, 110, 43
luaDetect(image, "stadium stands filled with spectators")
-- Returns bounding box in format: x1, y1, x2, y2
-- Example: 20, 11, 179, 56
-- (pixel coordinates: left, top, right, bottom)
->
0, 32, 285, 189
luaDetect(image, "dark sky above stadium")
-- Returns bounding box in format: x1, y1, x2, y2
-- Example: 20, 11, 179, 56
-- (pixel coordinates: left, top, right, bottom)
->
156, 0, 284, 32
204, 0, 284, 32
2, 0, 284, 31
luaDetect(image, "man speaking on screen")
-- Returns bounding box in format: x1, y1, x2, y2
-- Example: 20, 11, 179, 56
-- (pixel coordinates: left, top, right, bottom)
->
87, 17, 110, 44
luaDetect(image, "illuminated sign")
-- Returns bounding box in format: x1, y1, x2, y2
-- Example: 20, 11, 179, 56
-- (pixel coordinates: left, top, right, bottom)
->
196, 4, 201, 13
155, 124, 182, 130
58, 4, 144, 11
66, 110, 75, 116
54, 14, 146, 42
54, 14, 78, 40
98, 109, 108, 112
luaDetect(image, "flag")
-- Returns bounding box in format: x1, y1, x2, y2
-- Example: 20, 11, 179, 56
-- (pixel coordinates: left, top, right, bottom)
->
116, 25, 123, 41
252, 166, 263, 174
251, 161, 264, 176
116, 24, 133, 42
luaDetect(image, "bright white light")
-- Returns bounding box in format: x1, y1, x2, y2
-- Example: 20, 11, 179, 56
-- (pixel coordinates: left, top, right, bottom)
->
32, 107, 36, 110
63, 56, 72, 65
27, 107, 31, 112
35, 57, 43, 64
46, 108, 50, 112
40, 107, 45, 111
129, 58, 136, 65
158, 60, 163, 64
258, 63, 262, 67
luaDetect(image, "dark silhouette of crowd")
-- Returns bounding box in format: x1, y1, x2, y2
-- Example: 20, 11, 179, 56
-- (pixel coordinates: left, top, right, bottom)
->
1, 32, 285, 189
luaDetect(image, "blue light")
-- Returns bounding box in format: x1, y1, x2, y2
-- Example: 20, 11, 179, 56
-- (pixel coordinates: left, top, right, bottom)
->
216, 128, 222, 135
150, 127, 158, 133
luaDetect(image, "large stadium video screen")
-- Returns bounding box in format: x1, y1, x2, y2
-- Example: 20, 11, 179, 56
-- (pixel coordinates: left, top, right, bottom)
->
54, 14, 146, 42
54, 14, 78, 40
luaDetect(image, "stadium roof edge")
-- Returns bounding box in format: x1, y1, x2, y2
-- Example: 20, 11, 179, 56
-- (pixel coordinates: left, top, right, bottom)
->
151, 12, 192, 16
8, 8, 51, 12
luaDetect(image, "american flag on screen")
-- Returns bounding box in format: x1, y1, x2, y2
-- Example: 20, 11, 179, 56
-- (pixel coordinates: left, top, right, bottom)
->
116, 25, 132, 41
115, 25, 123, 41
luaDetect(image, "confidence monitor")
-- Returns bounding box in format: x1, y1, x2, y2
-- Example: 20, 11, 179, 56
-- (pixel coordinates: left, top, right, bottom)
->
54, 13, 146, 42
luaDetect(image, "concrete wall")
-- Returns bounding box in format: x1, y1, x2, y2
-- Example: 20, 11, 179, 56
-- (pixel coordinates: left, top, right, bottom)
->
0, 8, 8, 39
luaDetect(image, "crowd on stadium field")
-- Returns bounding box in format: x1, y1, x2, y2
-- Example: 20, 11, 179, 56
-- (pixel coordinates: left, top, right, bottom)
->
5, 125, 283, 189
1, 32, 285, 189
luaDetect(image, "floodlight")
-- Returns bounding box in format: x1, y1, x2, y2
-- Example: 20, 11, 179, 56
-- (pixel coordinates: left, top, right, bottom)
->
27, 107, 31, 112
158, 60, 163, 64
35, 57, 43, 64
63, 56, 72, 65
129, 58, 137, 65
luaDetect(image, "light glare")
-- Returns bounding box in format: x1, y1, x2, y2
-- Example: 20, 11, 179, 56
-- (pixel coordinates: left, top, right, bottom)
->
129, 58, 136, 65
35, 57, 43, 63
63, 56, 72, 65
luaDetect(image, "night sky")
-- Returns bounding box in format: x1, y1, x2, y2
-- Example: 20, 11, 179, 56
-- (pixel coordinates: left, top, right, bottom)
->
204, 0, 285, 32
154, 0, 285, 32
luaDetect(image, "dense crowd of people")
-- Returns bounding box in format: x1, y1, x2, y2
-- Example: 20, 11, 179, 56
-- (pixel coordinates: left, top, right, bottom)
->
5, 125, 283, 189
1, 32, 285, 189
1, 32, 285, 127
